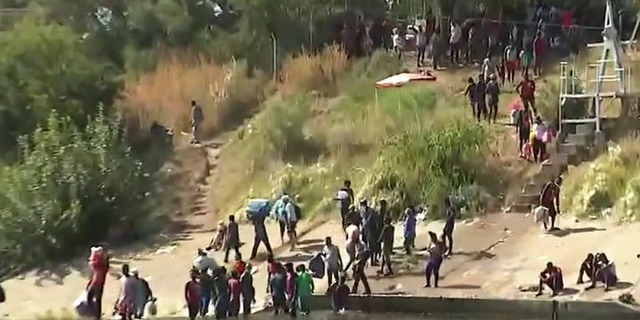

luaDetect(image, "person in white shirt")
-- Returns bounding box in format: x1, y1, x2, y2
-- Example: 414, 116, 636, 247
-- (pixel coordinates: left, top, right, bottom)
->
449, 21, 462, 65
392, 27, 404, 60
321, 237, 343, 291
193, 248, 218, 273
344, 223, 361, 277
285, 198, 298, 250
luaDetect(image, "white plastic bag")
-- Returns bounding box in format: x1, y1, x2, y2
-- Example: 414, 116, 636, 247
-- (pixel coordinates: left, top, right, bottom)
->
533, 206, 549, 224
147, 299, 157, 316
74, 291, 93, 318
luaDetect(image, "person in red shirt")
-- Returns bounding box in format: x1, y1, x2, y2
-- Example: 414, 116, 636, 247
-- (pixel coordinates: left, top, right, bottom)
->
536, 262, 564, 297
234, 254, 246, 276
184, 270, 200, 320
533, 31, 546, 77
87, 246, 109, 320
539, 176, 562, 231
561, 9, 573, 31
266, 253, 281, 294
516, 73, 537, 113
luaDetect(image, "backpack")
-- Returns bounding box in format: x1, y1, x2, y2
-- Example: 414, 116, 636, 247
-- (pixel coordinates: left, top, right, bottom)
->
294, 204, 302, 220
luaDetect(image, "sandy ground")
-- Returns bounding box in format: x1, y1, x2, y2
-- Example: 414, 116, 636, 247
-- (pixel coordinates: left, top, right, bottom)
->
3, 211, 640, 319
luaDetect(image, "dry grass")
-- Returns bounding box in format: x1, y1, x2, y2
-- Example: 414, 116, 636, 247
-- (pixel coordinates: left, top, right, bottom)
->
119, 55, 266, 140
280, 46, 349, 96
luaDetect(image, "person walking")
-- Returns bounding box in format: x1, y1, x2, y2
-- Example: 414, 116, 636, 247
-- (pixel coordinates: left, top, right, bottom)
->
190, 100, 204, 144
403, 207, 416, 254
516, 73, 537, 113
442, 197, 457, 257
533, 31, 546, 77
240, 264, 255, 315
223, 215, 241, 263
115, 264, 136, 320
359, 199, 378, 265
475, 75, 487, 121
198, 269, 214, 317
285, 197, 299, 250
416, 26, 428, 67
274, 194, 289, 245
424, 232, 446, 288
249, 206, 273, 260
213, 267, 229, 319
131, 269, 153, 319
296, 265, 315, 315
284, 263, 298, 317
378, 217, 395, 276
322, 237, 343, 291
504, 42, 518, 83
430, 29, 442, 70
486, 74, 501, 123
185, 270, 200, 320
228, 271, 242, 317
464, 77, 478, 118
87, 246, 109, 320
449, 21, 462, 65
345, 243, 372, 295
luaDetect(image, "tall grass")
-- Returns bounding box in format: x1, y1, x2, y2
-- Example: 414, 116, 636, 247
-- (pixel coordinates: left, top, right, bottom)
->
280, 46, 349, 96
211, 48, 503, 220
562, 137, 640, 222
119, 55, 266, 140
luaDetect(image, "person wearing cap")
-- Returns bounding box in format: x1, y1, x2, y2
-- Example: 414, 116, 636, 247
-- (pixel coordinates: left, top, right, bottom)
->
131, 269, 154, 319
486, 73, 501, 123
403, 207, 417, 254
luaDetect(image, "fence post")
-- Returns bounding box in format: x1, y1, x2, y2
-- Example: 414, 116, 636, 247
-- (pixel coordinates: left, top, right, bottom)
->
271, 33, 277, 81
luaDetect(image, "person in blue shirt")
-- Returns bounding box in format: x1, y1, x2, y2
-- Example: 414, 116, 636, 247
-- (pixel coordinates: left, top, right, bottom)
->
403, 207, 417, 254
273, 194, 289, 245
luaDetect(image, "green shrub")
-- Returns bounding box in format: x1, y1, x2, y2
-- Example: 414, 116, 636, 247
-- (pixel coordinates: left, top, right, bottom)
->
562, 138, 640, 222
368, 114, 491, 218
0, 111, 161, 275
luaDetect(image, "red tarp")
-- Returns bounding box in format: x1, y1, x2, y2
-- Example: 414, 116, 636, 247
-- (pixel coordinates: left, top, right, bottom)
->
375, 72, 437, 88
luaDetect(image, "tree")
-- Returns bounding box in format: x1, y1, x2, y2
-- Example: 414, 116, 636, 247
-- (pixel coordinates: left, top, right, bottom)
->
0, 17, 120, 156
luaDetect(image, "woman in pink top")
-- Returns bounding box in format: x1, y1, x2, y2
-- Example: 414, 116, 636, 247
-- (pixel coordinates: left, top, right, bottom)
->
228, 271, 242, 316
87, 246, 109, 320
284, 262, 298, 317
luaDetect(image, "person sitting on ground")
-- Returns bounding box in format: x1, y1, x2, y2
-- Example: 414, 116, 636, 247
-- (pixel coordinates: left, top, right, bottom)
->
536, 262, 564, 297
403, 207, 417, 254
589, 253, 618, 291
578, 253, 596, 284
208, 221, 227, 251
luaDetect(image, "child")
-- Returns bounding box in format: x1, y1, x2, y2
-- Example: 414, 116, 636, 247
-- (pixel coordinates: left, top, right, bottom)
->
234, 254, 246, 275
184, 269, 200, 320
331, 274, 350, 313
241, 264, 255, 315
208, 221, 227, 251
228, 271, 241, 316
296, 264, 315, 315
403, 207, 416, 254
284, 263, 298, 317
522, 141, 533, 162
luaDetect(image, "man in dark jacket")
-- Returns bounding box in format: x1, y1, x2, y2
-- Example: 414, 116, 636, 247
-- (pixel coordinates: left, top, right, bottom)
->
249, 211, 273, 260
